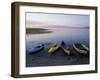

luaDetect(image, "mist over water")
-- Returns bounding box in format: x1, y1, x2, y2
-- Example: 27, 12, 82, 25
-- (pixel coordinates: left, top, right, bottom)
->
26, 27, 89, 49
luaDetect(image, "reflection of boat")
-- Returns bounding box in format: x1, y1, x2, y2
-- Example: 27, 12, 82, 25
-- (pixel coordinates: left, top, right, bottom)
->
73, 43, 89, 55
61, 41, 70, 55
28, 44, 44, 55
48, 44, 60, 54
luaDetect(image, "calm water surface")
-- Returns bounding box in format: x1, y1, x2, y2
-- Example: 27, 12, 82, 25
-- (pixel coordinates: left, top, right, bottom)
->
26, 28, 89, 49
26, 28, 89, 67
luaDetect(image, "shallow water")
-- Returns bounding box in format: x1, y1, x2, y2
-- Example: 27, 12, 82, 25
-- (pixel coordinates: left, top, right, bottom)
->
26, 27, 89, 67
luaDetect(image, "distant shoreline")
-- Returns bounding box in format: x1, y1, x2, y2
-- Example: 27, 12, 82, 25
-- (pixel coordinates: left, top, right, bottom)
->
26, 28, 52, 34
26, 27, 89, 34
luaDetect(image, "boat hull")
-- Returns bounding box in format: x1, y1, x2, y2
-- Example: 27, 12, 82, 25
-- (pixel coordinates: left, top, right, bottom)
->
73, 44, 89, 56
48, 44, 60, 54
28, 45, 44, 55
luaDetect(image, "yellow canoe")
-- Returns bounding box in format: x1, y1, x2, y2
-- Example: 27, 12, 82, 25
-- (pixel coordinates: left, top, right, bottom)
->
48, 44, 60, 54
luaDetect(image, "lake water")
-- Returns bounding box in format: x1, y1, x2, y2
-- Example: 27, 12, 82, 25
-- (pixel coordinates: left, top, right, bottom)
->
26, 27, 89, 67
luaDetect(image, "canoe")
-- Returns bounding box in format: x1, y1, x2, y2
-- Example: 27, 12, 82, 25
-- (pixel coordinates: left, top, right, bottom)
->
48, 44, 60, 54
61, 47, 70, 55
28, 44, 44, 55
81, 44, 89, 51
73, 43, 89, 55
61, 41, 70, 55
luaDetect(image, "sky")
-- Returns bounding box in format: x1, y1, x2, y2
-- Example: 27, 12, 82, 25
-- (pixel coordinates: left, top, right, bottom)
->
26, 12, 89, 28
